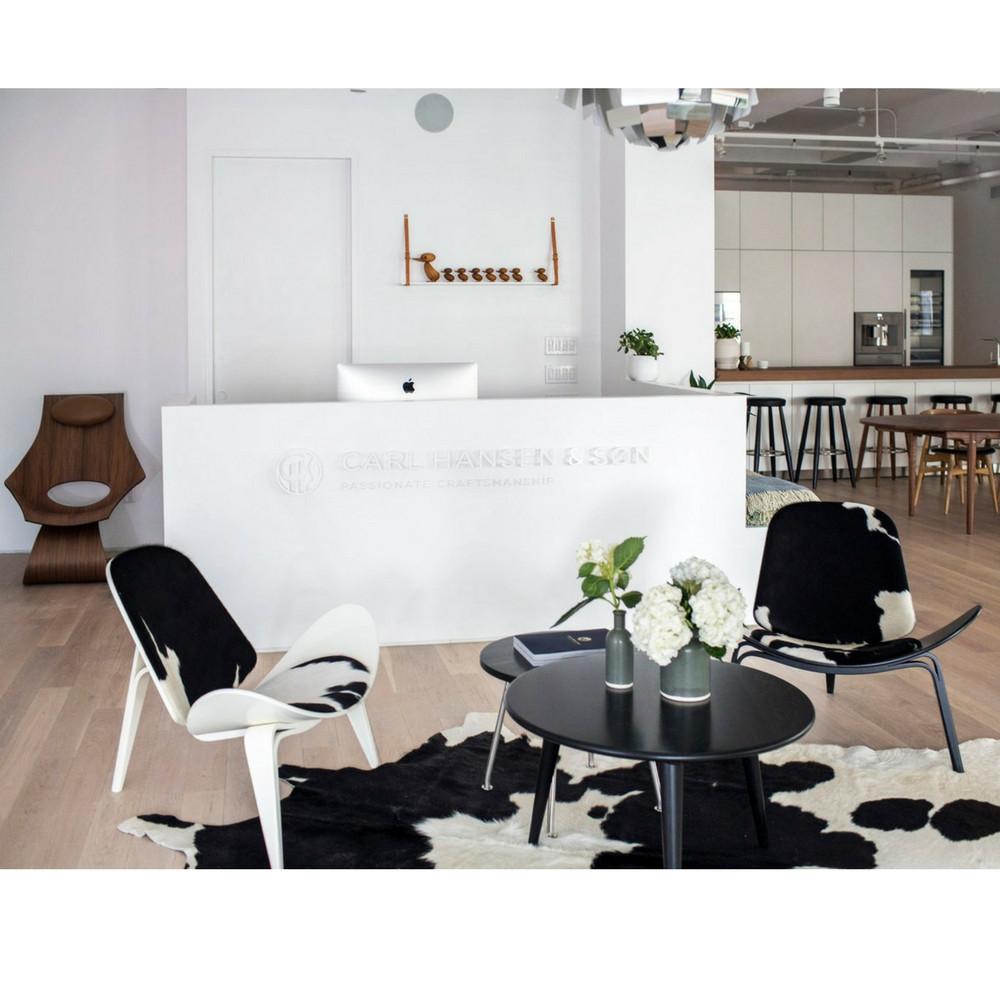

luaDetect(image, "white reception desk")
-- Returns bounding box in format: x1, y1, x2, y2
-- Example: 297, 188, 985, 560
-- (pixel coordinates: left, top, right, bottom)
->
163, 391, 765, 649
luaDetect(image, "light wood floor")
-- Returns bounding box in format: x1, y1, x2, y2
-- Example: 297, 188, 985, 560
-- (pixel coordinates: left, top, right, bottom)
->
1, 474, 998, 868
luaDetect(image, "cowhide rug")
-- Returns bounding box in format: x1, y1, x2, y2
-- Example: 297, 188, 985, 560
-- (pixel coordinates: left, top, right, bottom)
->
120, 713, 1000, 868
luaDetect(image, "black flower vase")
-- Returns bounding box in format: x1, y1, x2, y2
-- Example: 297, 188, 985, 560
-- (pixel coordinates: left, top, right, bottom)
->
605, 609, 634, 691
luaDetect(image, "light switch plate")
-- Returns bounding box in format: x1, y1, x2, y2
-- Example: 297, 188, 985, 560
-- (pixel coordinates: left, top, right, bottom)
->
545, 364, 577, 384
545, 336, 578, 356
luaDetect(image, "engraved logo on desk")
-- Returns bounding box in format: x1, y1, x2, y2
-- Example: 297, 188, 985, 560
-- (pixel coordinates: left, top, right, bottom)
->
276, 449, 324, 495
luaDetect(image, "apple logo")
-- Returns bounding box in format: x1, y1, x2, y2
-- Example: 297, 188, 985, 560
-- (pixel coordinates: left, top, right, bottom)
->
402, 378, 415, 394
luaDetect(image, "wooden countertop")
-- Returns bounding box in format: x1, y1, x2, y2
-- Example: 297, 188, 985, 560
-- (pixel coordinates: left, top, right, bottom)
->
715, 366, 1000, 382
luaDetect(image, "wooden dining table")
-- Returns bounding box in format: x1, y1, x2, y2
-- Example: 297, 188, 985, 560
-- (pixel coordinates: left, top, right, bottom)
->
861, 412, 1000, 535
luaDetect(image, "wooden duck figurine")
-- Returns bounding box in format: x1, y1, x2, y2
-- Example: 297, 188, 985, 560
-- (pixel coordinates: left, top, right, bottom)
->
498, 267, 510, 282
511, 267, 523, 283
415, 252, 440, 282
535, 267, 548, 282
443, 267, 455, 282
471, 268, 483, 282
457, 267, 469, 282
485, 267, 497, 282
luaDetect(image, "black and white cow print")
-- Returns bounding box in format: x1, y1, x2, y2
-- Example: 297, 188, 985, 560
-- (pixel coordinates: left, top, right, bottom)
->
119, 714, 1000, 868
738, 502, 917, 664
108, 546, 371, 720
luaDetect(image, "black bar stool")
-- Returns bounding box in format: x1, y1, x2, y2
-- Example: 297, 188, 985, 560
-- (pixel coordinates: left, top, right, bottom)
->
857, 394, 908, 485
794, 396, 856, 489
931, 393, 972, 410
991, 393, 1000, 414
746, 396, 794, 478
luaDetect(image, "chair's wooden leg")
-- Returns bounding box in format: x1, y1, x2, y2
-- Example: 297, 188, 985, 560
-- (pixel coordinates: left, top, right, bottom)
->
914, 437, 931, 508
944, 461, 955, 515
874, 405, 884, 486
111, 647, 150, 793
794, 405, 812, 483
347, 702, 380, 768
244, 725, 284, 869
857, 404, 873, 481
989, 462, 1000, 513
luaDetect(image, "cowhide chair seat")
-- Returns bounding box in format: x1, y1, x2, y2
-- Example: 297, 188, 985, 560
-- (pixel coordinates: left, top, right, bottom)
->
735, 502, 979, 773
106, 545, 381, 869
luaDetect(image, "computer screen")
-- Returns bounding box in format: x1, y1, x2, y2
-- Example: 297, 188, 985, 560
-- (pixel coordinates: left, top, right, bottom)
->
336, 363, 478, 401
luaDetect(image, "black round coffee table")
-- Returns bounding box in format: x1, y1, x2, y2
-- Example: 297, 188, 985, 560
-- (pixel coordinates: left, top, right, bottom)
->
505, 654, 815, 868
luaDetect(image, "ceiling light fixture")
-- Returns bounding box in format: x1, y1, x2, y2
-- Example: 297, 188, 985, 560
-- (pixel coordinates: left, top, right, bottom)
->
564, 88, 757, 150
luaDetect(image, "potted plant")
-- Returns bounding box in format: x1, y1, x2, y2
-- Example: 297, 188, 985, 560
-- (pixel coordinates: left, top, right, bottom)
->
618, 328, 662, 382
714, 322, 741, 371
631, 557, 746, 703
554, 537, 645, 691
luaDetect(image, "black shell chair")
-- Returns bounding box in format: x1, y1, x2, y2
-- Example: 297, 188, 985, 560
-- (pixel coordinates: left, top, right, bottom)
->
734, 502, 979, 772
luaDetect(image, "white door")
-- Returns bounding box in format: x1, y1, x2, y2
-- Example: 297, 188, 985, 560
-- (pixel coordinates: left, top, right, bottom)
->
213, 156, 352, 404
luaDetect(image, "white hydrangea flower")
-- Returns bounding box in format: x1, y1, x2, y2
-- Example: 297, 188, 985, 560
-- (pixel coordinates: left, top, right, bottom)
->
670, 556, 728, 591
689, 578, 746, 651
631, 583, 693, 666
576, 540, 610, 573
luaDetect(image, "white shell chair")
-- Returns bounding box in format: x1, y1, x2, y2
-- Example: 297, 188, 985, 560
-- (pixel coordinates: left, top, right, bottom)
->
106, 545, 380, 869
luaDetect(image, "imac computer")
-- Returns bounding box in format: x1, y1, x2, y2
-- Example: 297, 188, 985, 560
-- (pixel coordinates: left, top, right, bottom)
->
337, 362, 478, 402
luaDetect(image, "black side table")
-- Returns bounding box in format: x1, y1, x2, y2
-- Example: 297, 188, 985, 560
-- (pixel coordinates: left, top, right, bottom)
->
505, 656, 815, 868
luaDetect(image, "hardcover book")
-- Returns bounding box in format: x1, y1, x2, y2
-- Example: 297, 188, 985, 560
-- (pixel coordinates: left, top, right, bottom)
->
512, 628, 608, 666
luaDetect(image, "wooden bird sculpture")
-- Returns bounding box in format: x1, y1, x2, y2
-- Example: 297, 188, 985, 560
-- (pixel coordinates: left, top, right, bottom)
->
457, 267, 469, 282
498, 267, 510, 282
511, 267, 523, 283
535, 267, 548, 282
471, 268, 483, 282
415, 252, 440, 282
443, 267, 455, 282
485, 268, 497, 282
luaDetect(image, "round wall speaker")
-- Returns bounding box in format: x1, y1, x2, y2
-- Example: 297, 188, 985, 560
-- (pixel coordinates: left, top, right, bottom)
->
414, 93, 454, 133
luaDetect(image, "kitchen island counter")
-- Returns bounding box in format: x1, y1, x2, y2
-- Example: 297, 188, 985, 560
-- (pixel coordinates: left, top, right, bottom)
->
716, 365, 999, 382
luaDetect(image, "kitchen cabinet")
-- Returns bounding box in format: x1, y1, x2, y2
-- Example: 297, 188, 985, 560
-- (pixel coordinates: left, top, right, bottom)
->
854, 251, 903, 312
715, 191, 740, 250
715, 249, 740, 292
792, 251, 854, 366
854, 195, 902, 251
740, 191, 791, 250
792, 193, 823, 250
903, 196, 953, 252
823, 194, 853, 251
740, 250, 792, 367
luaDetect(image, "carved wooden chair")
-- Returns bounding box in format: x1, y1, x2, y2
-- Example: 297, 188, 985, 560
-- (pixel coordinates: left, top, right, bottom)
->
4, 393, 144, 584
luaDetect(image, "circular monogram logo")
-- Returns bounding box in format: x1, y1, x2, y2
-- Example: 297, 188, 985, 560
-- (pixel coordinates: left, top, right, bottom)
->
276, 450, 323, 495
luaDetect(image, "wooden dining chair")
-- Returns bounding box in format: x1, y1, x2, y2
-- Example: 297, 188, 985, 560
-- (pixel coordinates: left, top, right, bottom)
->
913, 408, 958, 508
934, 411, 1000, 516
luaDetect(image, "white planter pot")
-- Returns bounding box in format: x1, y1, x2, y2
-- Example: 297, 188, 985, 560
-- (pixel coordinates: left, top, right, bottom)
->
715, 338, 741, 370
628, 355, 659, 382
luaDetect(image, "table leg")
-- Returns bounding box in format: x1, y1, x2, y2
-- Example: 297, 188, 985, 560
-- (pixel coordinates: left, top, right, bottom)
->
529, 740, 560, 846
906, 432, 917, 517
966, 434, 977, 535
742, 756, 769, 848
656, 761, 684, 869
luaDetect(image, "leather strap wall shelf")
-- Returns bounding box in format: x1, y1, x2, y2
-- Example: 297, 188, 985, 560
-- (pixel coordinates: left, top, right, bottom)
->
5, 393, 145, 584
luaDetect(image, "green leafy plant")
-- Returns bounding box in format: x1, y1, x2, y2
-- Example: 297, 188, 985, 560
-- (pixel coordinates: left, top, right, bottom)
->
617, 328, 662, 359
553, 537, 645, 627
715, 323, 740, 340
689, 370, 717, 390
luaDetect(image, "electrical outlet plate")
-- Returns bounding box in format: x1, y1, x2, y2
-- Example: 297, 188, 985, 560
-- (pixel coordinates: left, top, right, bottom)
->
545, 336, 578, 356
545, 364, 577, 384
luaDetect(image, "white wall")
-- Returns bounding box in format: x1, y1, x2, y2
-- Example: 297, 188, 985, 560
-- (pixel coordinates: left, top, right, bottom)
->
0, 89, 188, 553
602, 137, 716, 392
953, 180, 1000, 365
187, 89, 601, 401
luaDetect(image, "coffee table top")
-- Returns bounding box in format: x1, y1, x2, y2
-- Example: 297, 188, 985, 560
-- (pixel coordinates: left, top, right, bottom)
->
504, 656, 814, 763
480, 637, 537, 683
